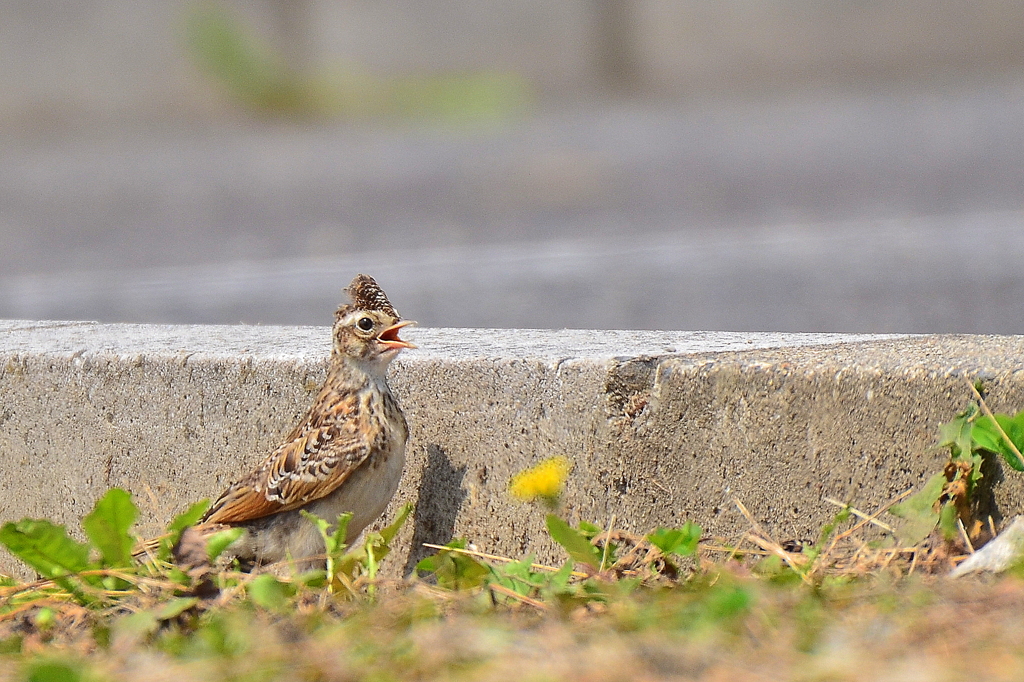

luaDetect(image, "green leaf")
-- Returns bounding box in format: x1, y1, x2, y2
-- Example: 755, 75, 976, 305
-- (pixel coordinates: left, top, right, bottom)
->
416, 539, 490, 590
545, 515, 601, 570
168, 500, 210, 534
974, 414, 1024, 471
24, 659, 83, 682
301, 509, 351, 591
248, 574, 293, 610
379, 502, 413, 545
296, 570, 327, 588
112, 610, 160, 642
33, 608, 56, 630
971, 416, 1003, 452
888, 472, 947, 545
0, 519, 92, 579
300, 510, 330, 537
158, 499, 211, 561
329, 514, 352, 557
333, 503, 413, 583
360, 503, 413, 567
699, 582, 754, 624
938, 501, 959, 541
206, 527, 245, 563
968, 452, 985, 488
113, 597, 199, 645
803, 507, 853, 566
646, 522, 702, 557
937, 409, 975, 458
488, 555, 548, 597
544, 559, 576, 595
498, 555, 545, 585
1003, 412, 1024, 448
300, 509, 351, 561
81, 488, 138, 568
154, 596, 199, 621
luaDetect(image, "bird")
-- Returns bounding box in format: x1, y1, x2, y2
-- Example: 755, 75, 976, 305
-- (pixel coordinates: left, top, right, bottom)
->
176, 274, 415, 571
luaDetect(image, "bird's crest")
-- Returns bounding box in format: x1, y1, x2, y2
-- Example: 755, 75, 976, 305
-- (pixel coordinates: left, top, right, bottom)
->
336, 274, 399, 320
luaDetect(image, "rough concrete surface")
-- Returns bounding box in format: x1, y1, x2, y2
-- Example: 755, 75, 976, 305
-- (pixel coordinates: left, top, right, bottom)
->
2, 321, 1024, 577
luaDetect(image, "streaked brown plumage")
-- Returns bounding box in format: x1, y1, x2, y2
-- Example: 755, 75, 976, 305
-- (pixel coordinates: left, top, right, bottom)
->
180, 274, 414, 570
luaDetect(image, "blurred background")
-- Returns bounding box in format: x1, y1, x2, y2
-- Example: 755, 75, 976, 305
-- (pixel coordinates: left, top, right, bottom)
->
3, 0, 1024, 333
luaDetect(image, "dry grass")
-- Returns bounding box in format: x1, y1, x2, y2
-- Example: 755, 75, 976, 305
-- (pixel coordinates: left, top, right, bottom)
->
1, 493, 1018, 682
720, 495, 974, 581
6, 573, 1024, 681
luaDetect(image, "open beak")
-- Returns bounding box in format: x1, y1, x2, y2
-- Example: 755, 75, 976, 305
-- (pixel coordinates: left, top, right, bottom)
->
378, 320, 417, 350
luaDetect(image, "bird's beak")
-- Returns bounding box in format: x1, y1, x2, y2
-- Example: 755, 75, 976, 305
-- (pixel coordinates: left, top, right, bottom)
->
379, 320, 417, 349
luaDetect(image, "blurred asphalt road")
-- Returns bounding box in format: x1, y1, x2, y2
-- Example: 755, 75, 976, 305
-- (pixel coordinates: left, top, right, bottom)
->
3, 81, 1024, 333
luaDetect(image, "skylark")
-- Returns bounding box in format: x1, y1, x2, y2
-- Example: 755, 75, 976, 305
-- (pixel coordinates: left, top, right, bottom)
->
178, 274, 414, 570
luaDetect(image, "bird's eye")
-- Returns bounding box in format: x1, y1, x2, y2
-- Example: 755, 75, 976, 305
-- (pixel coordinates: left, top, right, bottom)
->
357, 317, 374, 332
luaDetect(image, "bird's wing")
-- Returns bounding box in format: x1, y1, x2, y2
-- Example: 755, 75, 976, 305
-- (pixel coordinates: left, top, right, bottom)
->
202, 393, 373, 524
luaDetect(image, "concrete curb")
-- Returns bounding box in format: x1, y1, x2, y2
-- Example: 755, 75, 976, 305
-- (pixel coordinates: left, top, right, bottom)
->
2, 320, 1023, 576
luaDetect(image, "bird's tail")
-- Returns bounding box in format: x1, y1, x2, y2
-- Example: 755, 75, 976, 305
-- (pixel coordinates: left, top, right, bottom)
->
131, 522, 234, 571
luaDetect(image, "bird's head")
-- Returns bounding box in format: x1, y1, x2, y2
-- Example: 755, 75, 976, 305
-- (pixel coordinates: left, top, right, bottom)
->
332, 274, 416, 369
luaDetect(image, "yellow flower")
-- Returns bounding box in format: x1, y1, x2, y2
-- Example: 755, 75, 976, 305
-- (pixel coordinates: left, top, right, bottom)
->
509, 456, 571, 503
